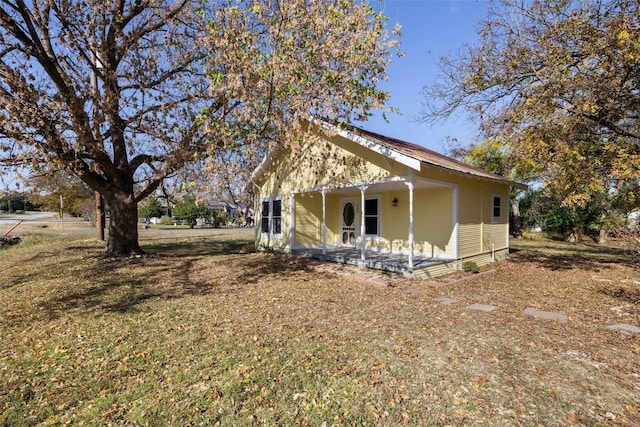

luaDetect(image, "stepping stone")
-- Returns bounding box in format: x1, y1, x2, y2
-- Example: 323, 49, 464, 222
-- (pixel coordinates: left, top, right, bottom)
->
591, 277, 613, 283
606, 324, 640, 334
433, 296, 457, 305
523, 307, 568, 322
403, 288, 428, 296
467, 303, 498, 312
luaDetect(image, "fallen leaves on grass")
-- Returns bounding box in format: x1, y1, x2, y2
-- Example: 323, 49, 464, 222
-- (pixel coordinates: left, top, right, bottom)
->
1, 233, 639, 425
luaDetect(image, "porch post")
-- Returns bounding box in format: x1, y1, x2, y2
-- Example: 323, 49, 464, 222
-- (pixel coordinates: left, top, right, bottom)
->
406, 181, 414, 272
321, 188, 327, 256
289, 193, 295, 252
360, 185, 368, 263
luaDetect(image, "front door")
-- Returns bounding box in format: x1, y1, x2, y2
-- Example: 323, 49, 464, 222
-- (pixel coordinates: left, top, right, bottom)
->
340, 199, 359, 247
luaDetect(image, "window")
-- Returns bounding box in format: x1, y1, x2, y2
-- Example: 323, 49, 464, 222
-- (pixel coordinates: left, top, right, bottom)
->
492, 195, 502, 220
261, 201, 270, 233
364, 197, 379, 236
261, 198, 282, 236
272, 199, 282, 234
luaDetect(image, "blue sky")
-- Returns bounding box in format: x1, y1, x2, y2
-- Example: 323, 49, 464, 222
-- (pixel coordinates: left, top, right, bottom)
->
357, 0, 491, 152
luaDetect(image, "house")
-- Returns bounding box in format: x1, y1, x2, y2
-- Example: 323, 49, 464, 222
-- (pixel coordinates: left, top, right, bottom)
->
249, 119, 526, 278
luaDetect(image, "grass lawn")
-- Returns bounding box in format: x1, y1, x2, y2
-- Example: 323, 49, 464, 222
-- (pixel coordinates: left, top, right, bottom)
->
1, 231, 639, 426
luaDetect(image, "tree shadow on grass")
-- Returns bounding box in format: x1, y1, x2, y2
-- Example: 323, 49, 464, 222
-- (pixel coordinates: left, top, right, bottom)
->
148, 252, 321, 300
509, 242, 633, 271
142, 237, 254, 257
35, 245, 318, 320
599, 287, 640, 305
38, 274, 158, 321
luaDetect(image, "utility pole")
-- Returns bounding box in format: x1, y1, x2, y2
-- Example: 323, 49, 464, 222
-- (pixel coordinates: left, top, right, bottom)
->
91, 42, 105, 241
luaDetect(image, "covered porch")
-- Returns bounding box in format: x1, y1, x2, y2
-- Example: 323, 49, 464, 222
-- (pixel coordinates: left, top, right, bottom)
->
292, 247, 449, 276
289, 174, 459, 275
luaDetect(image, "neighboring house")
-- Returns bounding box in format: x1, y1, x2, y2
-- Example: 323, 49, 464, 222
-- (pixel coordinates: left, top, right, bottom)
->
249, 119, 526, 278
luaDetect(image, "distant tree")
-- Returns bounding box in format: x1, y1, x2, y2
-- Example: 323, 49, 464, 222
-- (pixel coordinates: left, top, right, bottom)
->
421, 0, 640, 209
0, 192, 36, 212
520, 188, 632, 242
137, 197, 164, 221
29, 172, 93, 216
77, 198, 97, 225
0, 0, 400, 256
173, 195, 211, 228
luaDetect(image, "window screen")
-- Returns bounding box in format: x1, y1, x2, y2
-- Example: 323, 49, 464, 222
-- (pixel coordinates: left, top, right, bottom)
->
261, 200, 270, 233
493, 196, 501, 219
272, 200, 282, 235
364, 198, 379, 235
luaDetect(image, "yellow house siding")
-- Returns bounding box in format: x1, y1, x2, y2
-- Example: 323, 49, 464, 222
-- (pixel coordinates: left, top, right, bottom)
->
273, 131, 399, 194
323, 131, 408, 179
294, 195, 322, 247
414, 187, 453, 257
324, 194, 339, 246
413, 260, 460, 279
483, 224, 508, 252
452, 175, 510, 258
376, 187, 454, 256
458, 224, 482, 258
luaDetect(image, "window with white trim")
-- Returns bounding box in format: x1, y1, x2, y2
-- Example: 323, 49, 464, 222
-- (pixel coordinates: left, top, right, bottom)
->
261, 198, 282, 236
364, 197, 380, 236
492, 195, 502, 221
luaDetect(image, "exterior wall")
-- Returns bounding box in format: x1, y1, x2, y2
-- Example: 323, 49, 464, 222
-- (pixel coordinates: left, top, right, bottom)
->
268, 129, 399, 195
413, 248, 509, 279
451, 175, 509, 259
294, 194, 322, 247
255, 127, 402, 251
367, 187, 454, 257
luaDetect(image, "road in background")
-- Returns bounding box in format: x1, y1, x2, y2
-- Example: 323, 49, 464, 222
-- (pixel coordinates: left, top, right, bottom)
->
1, 211, 253, 237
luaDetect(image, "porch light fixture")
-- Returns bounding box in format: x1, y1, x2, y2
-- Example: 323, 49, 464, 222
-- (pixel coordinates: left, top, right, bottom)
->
392, 197, 398, 207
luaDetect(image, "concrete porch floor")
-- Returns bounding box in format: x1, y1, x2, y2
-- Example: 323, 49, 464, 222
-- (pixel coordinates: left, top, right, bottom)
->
292, 247, 449, 275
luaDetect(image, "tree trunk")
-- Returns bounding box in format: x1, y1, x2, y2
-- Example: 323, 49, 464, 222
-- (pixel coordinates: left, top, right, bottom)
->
598, 211, 608, 244
510, 197, 523, 238
104, 193, 143, 256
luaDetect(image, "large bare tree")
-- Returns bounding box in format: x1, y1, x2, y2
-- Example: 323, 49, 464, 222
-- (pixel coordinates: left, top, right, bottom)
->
0, 0, 399, 255
421, 0, 640, 207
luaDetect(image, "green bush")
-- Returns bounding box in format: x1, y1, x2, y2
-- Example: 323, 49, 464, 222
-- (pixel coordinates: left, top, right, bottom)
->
160, 215, 174, 225
138, 197, 164, 219
173, 196, 211, 228
462, 261, 479, 274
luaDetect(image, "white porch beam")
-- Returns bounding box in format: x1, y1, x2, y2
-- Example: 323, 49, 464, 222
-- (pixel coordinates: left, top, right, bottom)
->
360, 185, 368, 263
289, 193, 295, 251
321, 188, 327, 256
298, 175, 408, 195
406, 181, 415, 272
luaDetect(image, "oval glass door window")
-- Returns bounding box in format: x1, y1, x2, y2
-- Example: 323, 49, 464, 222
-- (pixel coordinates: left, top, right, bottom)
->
343, 202, 355, 226
342, 231, 348, 244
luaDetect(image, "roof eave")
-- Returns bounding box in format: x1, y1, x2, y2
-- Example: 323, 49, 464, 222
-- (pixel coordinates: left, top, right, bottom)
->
310, 118, 422, 171
422, 161, 528, 190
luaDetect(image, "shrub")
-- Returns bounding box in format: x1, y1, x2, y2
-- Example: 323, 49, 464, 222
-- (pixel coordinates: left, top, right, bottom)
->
614, 223, 640, 268
462, 261, 480, 274
159, 215, 174, 225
